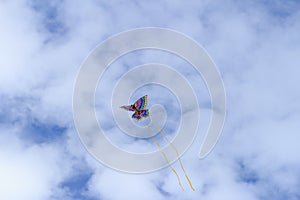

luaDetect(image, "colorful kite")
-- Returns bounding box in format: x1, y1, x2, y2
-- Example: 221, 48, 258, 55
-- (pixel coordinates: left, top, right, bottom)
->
120, 95, 195, 191
120, 95, 149, 121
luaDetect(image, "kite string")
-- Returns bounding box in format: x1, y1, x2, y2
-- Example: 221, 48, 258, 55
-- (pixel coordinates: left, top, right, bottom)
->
150, 119, 196, 191
144, 123, 184, 191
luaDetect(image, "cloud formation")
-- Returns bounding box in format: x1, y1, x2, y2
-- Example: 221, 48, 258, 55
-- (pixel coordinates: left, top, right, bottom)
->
1, 0, 300, 199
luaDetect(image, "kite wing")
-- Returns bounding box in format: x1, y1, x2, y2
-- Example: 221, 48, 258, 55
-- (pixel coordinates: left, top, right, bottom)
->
132, 110, 149, 121
134, 95, 148, 111
120, 105, 135, 111
132, 112, 142, 120
140, 109, 149, 118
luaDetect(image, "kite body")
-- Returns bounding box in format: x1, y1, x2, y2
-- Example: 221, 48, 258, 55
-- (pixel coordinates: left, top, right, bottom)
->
120, 95, 150, 120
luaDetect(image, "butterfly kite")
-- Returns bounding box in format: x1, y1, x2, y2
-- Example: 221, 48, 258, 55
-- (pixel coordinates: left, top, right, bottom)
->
120, 95, 195, 191
120, 95, 150, 121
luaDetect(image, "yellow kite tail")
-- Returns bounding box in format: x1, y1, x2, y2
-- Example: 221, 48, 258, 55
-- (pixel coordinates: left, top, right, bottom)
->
144, 123, 184, 191
151, 120, 195, 191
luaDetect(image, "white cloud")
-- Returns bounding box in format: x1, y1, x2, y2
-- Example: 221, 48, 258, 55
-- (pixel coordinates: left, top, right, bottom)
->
1, 0, 300, 200
0, 129, 69, 200
87, 169, 166, 200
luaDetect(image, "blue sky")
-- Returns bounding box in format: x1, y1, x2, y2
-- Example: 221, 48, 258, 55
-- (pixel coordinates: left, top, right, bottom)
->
1, 0, 300, 200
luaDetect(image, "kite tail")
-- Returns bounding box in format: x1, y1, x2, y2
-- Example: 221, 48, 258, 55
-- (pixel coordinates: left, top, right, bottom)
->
151, 120, 196, 191
144, 124, 184, 191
